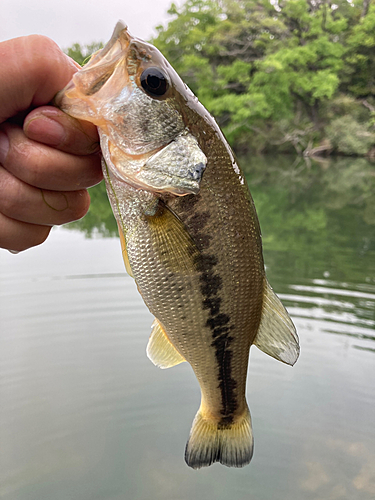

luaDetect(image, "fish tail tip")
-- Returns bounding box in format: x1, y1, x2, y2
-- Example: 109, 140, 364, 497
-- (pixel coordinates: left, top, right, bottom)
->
184, 406, 253, 469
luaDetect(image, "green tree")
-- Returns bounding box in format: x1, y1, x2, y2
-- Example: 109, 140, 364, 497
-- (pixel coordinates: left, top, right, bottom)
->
344, 2, 375, 98
153, 0, 374, 155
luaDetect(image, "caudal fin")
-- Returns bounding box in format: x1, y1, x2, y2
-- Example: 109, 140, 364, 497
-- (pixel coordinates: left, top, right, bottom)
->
185, 406, 253, 469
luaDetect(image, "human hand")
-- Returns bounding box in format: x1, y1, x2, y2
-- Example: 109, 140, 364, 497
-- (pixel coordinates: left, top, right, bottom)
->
0, 35, 102, 252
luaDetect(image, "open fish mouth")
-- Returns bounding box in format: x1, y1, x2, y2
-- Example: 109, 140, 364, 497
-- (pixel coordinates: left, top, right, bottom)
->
55, 21, 132, 121
55, 21, 174, 122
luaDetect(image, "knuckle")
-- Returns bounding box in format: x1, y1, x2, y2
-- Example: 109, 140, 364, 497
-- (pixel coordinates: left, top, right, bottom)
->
16, 141, 47, 186
22, 34, 77, 96
33, 226, 51, 247
1, 126, 46, 187
0, 169, 23, 217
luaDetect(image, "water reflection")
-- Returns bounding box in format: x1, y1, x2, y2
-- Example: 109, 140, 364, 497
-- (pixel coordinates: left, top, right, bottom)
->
1, 155, 375, 500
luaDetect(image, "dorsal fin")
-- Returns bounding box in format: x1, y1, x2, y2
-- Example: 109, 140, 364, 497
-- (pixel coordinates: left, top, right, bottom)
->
254, 280, 299, 366
117, 222, 133, 277
147, 319, 186, 369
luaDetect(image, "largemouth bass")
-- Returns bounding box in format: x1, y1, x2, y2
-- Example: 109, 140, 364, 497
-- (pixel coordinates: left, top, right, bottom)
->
56, 22, 299, 469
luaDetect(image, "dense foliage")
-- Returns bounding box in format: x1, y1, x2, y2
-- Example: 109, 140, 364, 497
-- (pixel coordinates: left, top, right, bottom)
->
151, 0, 375, 155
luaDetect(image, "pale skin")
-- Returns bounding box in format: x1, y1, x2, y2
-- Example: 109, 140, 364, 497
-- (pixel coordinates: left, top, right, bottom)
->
0, 35, 103, 252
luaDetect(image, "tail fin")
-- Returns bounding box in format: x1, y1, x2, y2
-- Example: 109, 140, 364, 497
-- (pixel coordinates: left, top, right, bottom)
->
185, 406, 253, 469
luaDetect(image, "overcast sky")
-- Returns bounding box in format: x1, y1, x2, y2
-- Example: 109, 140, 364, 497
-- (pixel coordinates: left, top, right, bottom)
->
0, 0, 180, 49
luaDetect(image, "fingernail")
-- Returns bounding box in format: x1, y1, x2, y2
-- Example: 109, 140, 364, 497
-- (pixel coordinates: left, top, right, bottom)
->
0, 131, 9, 164
25, 117, 66, 146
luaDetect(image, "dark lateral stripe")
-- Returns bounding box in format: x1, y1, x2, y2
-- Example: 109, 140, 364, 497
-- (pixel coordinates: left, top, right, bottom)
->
182, 206, 238, 422
202, 297, 222, 315
212, 325, 233, 338
199, 273, 222, 296
206, 313, 230, 330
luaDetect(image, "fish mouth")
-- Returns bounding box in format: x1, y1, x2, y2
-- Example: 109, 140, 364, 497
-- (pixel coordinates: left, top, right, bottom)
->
54, 21, 133, 121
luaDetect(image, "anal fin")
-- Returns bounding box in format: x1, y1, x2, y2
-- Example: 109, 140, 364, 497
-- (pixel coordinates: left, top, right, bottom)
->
254, 280, 300, 366
147, 319, 186, 369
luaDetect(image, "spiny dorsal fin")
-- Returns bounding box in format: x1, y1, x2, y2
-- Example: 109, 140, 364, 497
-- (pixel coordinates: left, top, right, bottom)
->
147, 202, 200, 275
254, 280, 299, 366
117, 222, 133, 278
147, 319, 186, 369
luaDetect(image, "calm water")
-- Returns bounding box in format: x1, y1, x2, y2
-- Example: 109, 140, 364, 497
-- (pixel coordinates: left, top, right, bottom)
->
1, 155, 374, 500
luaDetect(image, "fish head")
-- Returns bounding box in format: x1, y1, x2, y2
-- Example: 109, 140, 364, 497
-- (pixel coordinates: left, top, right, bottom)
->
56, 21, 207, 195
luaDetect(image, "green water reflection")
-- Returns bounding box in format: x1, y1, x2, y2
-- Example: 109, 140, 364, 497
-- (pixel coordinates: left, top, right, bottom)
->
244, 155, 375, 284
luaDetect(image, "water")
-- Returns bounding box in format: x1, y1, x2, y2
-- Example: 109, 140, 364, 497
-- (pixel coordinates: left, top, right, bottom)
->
1, 155, 374, 500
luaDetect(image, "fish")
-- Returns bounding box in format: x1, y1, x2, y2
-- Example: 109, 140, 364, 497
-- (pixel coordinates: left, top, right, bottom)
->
56, 21, 299, 469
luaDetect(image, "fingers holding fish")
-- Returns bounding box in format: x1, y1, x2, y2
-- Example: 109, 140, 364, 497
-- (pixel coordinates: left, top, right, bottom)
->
0, 119, 97, 251
0, 34, 101, 252
0, 123, 102, 191
0, 165, 90, 227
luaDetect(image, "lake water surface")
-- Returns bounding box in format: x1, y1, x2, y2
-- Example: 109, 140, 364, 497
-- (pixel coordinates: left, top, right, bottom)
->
1, 155, 374, 500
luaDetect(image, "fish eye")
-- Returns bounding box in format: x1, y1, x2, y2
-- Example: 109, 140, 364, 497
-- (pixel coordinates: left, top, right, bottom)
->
140, 67, 169, 97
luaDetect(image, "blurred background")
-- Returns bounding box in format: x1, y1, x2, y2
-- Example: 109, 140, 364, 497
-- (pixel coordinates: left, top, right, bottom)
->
1, 1, 375, 499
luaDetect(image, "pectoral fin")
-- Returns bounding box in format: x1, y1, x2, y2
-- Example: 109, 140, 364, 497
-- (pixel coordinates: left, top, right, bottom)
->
117, 222, 133, 278
147, 202, 200, 274
254, 280, 299, 366
147, 319, 186, 369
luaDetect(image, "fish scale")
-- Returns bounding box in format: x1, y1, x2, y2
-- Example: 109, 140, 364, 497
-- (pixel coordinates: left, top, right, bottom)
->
56, 21, 300, 469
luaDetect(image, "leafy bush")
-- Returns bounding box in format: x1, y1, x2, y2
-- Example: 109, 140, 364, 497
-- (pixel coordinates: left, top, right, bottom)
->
326, 115, 375, 155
